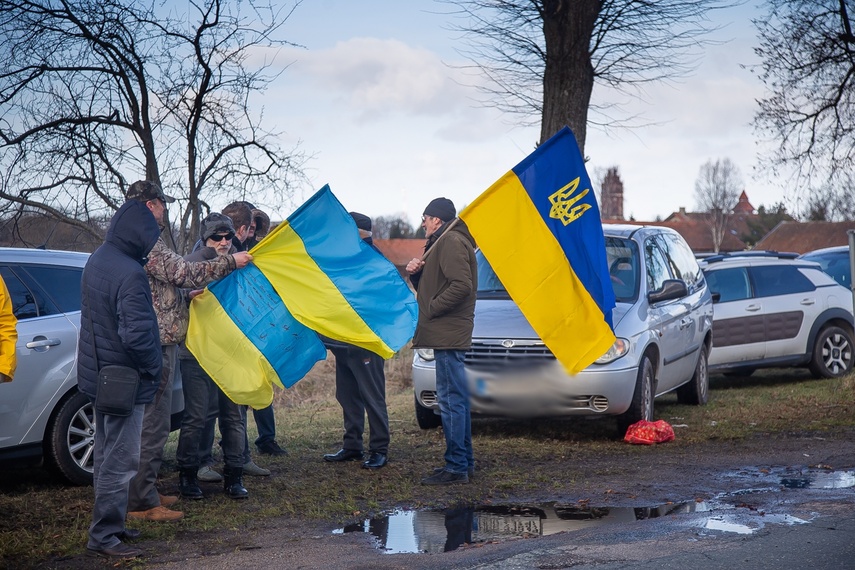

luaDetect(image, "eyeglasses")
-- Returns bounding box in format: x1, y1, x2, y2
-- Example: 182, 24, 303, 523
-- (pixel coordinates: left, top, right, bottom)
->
210, 233, 234, 243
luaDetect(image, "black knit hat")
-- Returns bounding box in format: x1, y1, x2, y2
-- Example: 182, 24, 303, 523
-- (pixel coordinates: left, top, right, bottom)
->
349, 211, 372, 232
423, 197, 455, 222
127, 180, 176, 203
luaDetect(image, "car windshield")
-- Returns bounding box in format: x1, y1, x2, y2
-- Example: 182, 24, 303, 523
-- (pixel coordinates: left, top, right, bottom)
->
475, 236, 639, 303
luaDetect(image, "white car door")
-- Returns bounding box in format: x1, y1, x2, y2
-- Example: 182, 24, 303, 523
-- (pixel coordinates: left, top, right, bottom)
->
750, 265, 819, 359
705, 266, 766, 366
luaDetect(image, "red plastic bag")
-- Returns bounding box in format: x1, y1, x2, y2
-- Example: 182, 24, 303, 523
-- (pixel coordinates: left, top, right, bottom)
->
624, 419, 675, 445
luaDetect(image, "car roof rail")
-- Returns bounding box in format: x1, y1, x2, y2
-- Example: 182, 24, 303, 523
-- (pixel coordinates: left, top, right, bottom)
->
701, 250, 800, 264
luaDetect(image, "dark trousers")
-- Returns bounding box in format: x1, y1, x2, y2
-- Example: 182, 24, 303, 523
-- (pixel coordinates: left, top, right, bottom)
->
128, 344, 175, 511
330, 345, 389, 454
177, 357, 245, 470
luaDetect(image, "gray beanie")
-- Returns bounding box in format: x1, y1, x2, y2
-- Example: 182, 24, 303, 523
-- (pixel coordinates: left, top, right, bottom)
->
201, 212, 235, 241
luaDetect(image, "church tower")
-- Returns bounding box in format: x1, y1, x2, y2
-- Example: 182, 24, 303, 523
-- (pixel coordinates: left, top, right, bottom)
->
600, 167, 624, 220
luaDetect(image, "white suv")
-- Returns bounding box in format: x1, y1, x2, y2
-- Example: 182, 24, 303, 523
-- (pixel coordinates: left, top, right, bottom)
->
700, 252, 854, 378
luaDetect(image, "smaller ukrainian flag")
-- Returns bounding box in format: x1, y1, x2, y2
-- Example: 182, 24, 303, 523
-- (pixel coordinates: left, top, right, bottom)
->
461, 127, 616, 375
187, 185, 418, 408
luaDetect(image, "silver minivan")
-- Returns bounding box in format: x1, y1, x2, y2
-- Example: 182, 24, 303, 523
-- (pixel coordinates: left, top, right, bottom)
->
412, 224, 714, 433
0, 247, 184, 485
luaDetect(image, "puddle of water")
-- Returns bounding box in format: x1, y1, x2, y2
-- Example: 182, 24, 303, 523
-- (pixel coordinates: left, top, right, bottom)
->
780, 470, 855, 489
701, 512, 808, 535
334, 501, 710, 554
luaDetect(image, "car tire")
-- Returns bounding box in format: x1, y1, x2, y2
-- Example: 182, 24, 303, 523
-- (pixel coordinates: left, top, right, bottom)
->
677, 343, 709, 405
617, 354, 654, 434
809, 325, 854, 379
45, 390, 95, 486
415, 395, 442, 430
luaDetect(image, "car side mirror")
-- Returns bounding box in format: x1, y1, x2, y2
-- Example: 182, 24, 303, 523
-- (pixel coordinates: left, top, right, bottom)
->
711, 291, 721, 304
648, 279, 689, 304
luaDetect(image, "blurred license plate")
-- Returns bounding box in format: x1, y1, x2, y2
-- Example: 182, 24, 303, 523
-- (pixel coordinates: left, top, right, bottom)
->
476, 513, 541, 537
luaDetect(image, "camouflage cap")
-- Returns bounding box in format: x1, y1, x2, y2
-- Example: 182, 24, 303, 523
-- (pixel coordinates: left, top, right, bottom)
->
127, 180, 176, 203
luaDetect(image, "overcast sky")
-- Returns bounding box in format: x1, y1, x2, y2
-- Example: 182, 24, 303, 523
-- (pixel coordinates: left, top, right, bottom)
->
242, 0, 781, 228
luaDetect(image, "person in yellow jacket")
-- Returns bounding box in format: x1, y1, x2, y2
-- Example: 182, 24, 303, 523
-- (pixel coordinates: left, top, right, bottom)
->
0, 276, 17, 383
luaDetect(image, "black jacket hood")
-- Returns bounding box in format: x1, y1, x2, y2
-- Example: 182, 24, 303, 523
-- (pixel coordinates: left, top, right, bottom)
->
106, 200, 161, 263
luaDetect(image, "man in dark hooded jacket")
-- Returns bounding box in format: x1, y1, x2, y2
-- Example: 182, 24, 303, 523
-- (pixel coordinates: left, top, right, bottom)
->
78, 200, 163, 559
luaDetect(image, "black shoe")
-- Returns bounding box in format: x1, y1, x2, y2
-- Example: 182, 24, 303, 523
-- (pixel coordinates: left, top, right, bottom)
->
223, 466, 249, 500
119, 528, 141, 541
421, 469, 469, 486
87, 542, 143, 559
361, 452, 387, 470
433, 465, 475, 478
323, 449, 364, 462
178, 468, 204, 500
257, 440, 288, 456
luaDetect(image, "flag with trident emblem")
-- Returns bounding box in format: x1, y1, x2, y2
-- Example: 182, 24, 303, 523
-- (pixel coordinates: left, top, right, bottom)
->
460, 126, 616, 375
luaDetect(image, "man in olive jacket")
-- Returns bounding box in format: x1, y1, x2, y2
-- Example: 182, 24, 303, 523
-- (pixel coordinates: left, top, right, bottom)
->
406, 197, 477, 485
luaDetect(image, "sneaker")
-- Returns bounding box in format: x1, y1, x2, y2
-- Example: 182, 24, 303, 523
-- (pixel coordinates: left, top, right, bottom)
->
127, 506, 184, 522
159, 493, 179, 507
243, 460, 271, 477
421, 469, 469, 486
257, 440, 288, 456
197, 465, 223, 482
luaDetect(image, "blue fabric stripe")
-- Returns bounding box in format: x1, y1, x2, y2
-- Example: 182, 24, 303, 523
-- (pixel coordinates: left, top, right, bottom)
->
208, 264, 326, 388
511, 127, 615, 328
288, 186, 418, 352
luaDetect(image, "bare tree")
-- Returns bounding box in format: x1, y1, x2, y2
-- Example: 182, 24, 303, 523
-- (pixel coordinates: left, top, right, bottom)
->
0, 0, 306, 252
694, 158, 743, 253
752, 1, 855, 217
443, 0, 734, 152
372, 215, 417, 240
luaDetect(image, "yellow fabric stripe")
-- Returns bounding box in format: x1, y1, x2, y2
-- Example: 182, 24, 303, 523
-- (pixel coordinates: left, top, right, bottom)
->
462, 172, 616, 375
186, 290, 278, 409
252, 222, 395, 359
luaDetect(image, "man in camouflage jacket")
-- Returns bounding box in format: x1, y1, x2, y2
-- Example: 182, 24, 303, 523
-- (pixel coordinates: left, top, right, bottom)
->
123, 180, 253, 521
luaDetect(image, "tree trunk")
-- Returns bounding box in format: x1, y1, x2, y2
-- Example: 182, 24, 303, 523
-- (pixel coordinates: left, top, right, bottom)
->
539, 0, 601, 154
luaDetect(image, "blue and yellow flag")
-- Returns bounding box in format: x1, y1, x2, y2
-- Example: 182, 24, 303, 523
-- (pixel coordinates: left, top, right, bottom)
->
186, 185, 418, 408
460, 127, 616, 375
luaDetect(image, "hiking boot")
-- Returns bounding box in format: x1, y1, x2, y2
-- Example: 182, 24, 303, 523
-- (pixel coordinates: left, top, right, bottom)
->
421, 469, 469, 486
256, 440, 288, 456
433, 465, 475, 478
243, 460, 270, 477
197, 465, 223, 482
159, 494, 179, 508
127, 506, 184, 522
178, 468, 203, 500
223, 466, 249, 500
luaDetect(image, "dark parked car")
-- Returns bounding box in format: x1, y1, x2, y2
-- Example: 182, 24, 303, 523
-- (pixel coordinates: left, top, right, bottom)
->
800, 245, 851, 289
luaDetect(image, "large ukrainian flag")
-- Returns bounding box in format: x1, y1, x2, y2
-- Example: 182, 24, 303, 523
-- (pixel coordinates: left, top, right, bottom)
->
186, 185, 418, 408
460, 127, 616, 375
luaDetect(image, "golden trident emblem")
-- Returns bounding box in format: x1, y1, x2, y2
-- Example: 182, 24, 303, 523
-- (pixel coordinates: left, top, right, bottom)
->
548, 177, 591, 226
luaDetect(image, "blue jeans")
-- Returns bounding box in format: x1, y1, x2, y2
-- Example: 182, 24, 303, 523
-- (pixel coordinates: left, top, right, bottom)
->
434, 350, 473, 474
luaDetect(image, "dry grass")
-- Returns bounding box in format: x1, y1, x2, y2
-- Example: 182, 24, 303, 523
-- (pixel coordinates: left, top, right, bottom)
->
1, 355, 854, 567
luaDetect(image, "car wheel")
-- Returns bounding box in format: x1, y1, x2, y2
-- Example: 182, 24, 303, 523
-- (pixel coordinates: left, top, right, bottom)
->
617, 355, 654, 433
415, 395, 442, 429
45, 391, 95, 486
809, 325, 854, 379
677, 343, 709, 405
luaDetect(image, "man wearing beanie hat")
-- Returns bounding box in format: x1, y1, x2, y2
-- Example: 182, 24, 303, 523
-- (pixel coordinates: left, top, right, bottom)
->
406, 198, 477, 485
322, 212, 389, 469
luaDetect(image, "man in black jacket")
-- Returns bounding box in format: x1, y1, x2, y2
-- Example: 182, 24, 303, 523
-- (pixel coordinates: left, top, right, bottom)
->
77, 200, 163, 559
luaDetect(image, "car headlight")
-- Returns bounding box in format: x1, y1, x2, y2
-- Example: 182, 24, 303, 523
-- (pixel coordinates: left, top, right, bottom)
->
594, 338, 629, 364
416, 348, 435, 361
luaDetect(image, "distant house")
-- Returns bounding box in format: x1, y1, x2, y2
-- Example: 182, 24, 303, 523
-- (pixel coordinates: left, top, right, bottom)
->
754, 221, 854, 254
373, 238, 425, 282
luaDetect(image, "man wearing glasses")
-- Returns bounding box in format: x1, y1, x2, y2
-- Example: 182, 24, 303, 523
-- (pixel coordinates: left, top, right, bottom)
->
125, 181, 252, 522
175, 212, 250, 500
